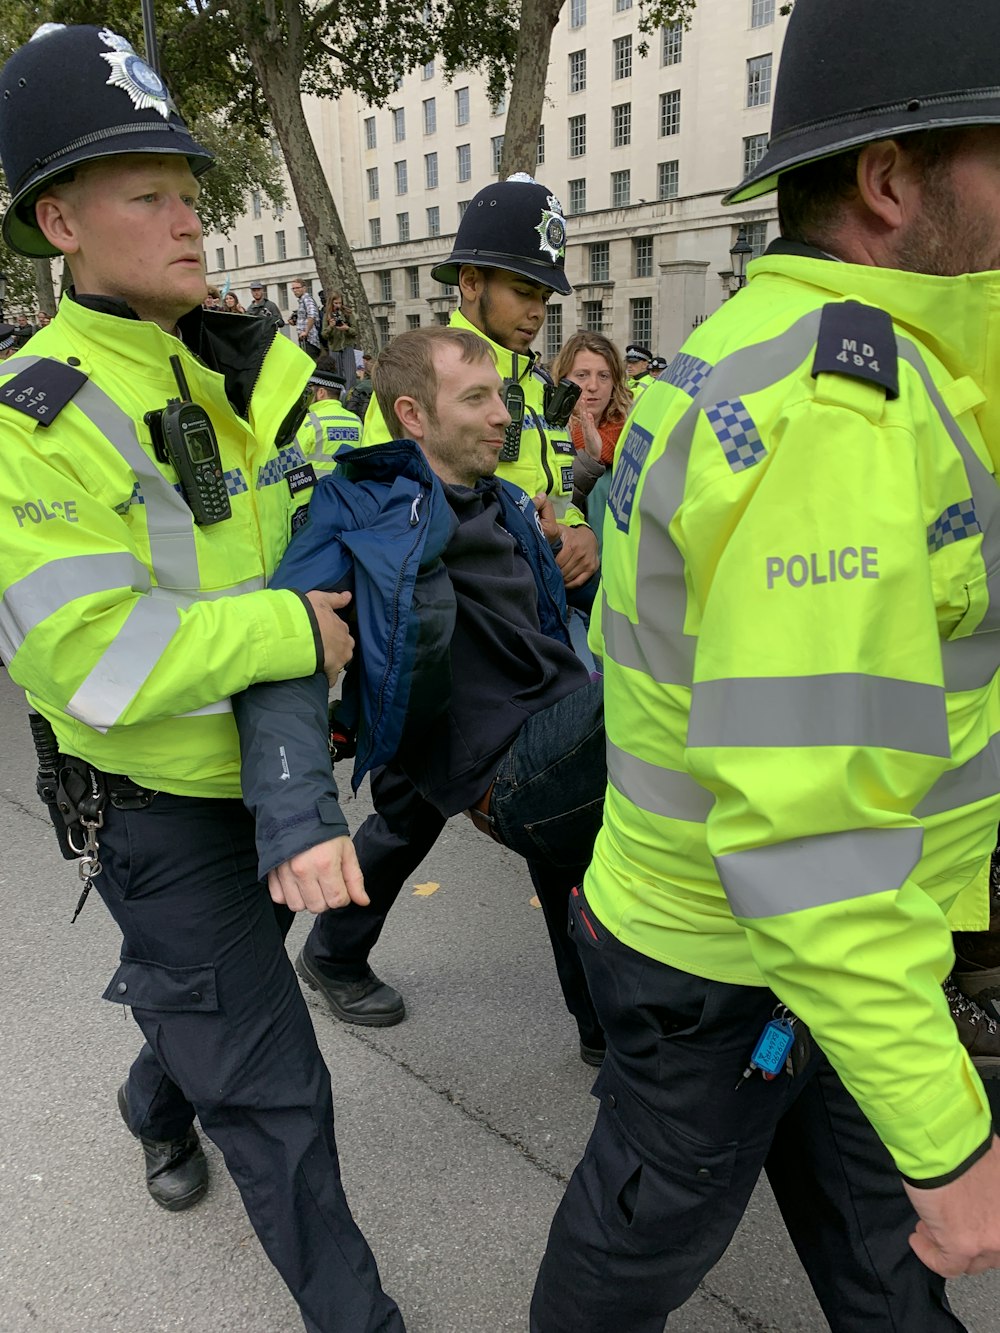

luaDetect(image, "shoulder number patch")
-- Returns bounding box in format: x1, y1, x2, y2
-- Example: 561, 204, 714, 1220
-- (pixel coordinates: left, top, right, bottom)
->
811, 301, 898, 400
0, 359, 88, 426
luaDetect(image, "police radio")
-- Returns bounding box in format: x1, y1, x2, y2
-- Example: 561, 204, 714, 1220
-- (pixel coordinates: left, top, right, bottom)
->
145, 356, 232, 526
500, 380, 526, 462
543, 378, 582, 429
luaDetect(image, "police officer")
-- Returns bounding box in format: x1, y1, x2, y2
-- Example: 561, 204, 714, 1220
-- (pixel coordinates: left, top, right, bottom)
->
623, 343, 652, 397
294, 352, 361, 481
0, 25, 403, 1333
532, 0, 1000, 1328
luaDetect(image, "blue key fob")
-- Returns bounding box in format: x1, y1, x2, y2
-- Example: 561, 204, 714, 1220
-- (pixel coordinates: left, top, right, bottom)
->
751, 1018, 796, 1077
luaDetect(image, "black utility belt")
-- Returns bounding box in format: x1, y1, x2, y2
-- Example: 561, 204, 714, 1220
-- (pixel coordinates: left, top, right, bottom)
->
59, 754, 157, 811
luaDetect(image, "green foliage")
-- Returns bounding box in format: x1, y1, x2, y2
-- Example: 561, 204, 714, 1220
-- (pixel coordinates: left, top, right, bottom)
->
635, 0, 698, 59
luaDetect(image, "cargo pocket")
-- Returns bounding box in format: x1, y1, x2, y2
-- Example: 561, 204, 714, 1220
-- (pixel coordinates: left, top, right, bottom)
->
102, 957, 219, 1013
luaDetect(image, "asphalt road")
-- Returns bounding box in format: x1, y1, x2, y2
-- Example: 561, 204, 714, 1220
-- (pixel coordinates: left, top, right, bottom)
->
1, 666, 997, 1333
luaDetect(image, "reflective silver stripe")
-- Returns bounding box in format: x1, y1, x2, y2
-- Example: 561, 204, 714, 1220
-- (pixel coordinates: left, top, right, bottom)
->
0, 552, 149, 662
179, 698, 234, 718
611, 310, 823, 688
941, 631, 1000, 694
897, 340, 1000, 686
715, 826, 924, 919
306, 409, 324, 456
915, 730, 1000, 818
601, 592, 692, 684
689, 674, 950, 757
607, 739, 714, 823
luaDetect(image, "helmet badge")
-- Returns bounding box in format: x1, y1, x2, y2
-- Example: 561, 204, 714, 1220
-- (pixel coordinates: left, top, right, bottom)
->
536, 193, 566, 263
98, 28, 174, 119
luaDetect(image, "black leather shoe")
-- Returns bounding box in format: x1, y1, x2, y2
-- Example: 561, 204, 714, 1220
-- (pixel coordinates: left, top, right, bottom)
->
295, 948, 405, 1027
117, 1083, 209, 1211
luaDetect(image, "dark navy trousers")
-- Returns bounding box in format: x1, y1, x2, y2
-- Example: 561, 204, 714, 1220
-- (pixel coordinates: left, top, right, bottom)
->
307, 681, 606, 1048
94, 793, 403, 1333
529, 885, 965, 1333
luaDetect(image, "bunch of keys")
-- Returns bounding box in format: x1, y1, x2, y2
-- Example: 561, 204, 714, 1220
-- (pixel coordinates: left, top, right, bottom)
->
70, 814, 103, 924
735, 1005, 798, 1090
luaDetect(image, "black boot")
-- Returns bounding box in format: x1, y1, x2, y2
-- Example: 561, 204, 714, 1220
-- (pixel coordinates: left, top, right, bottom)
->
943, 978, 1000, 1078
118, 1083, 209, 1211
295, 947, 405, 1026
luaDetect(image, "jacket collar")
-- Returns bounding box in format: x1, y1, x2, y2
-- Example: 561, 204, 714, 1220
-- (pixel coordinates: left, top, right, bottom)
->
449, 307, 536, 386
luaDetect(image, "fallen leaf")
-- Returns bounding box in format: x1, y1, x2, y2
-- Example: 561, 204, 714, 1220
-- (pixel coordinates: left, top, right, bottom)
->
529, 895, 541, 909
412, 881, 440, 897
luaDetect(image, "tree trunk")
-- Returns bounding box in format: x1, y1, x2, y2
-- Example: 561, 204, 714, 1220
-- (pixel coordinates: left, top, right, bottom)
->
33, 258, 56, 316
498, 0, 565, 179
239, 12, 378, 353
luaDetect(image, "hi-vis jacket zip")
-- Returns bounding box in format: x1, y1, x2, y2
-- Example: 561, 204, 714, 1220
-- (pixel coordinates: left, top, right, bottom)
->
0, 297, 317, 797
588, 248, 1000, 1185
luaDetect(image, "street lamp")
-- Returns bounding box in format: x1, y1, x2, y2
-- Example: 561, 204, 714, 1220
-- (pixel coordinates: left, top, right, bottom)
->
730, 227, 753, 290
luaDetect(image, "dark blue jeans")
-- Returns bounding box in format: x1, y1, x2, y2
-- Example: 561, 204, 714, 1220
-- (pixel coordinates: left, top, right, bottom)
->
94, 794, 403, 1333
309, 680, 606, 1046
530, 885, 964, 1333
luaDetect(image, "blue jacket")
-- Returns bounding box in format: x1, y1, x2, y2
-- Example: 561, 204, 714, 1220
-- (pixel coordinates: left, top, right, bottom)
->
234, 440, 594, 875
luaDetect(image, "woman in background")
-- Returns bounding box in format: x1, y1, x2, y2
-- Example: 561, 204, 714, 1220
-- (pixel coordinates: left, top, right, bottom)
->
222, 291, 246, 314
551, 331, 632, 519
321, 291, 358, 388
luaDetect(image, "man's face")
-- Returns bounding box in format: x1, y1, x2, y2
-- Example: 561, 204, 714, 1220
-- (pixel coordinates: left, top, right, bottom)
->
250, 286, 263, 300
37, 155, 205, 330
627, 357, 648, 376
291, 281, 305, 299
36, 311, 50, 327
417, 344, 511, 487
895, 127, 1000, 276
464, 268, 553, 353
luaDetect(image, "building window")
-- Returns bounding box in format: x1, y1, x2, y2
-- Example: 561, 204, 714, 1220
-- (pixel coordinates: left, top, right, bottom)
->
251, 190, 261, 219
613, 34, 632, 80
441, 283, 456, 296
568, 178, 587, 214
369, 217, 382, 246
744, 219, 768, 257
275, 230, 286, 261
569, 49, 587, 93
657, 159, 679, 199
299, 225, 310, 256
569, 114, 587, 158
589, 241, 610, 282
611, 169, 631, 207
750, 0, 774, 27
276, 281, 288, 310
491, 135, 505, 175
633, 236, 653, 278
612, 103, 631, 148
425, 151, 439, 189
570, 0, 586, 28
376, 315, 391, 347
394, 160, 408, 195
615, 0, 632, 10
233, 243, 239, 267
455, 86, 470, 126
397, 212, 410, 242
743, 134, 768, 177
423, 97, 436, 136
491, 94, 507, 116
659, 89, 681, 136
254, 234, 265, 264
214, 246, 224, 270
537, 124, 545, 165
747, 54, 773, 108
367, 166, 379, 201
457, 200, 470, 220
426, 205, 441, 236
630, 296, 652, 347
422, 59, 434, 79
583, 300, 603, 332
406, 314, 421, 330
545, 303, 563, 360
662, 21, 682, 65
392, 107, 406, 142
457, 143, 471, 182
380, 270, 393, 302
364, 116, 377, 150
408, 267, 420, 299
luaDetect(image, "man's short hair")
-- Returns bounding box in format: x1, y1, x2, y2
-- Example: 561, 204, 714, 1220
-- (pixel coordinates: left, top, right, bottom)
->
373, 327, 496, 439
778, 128, 966, 249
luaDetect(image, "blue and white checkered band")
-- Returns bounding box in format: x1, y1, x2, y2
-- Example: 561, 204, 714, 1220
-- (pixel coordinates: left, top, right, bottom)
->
705, 398, 767, 473
927, 499, 981, 553
99, 29, 172, 119
608, 422, 653, 533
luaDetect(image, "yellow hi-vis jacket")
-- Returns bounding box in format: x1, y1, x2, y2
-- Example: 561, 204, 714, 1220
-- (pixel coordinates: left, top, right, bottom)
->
295, 394, 361, 478
0, 298, 319, 797
361, 309, 590, 527
589, 248, 1000, 1184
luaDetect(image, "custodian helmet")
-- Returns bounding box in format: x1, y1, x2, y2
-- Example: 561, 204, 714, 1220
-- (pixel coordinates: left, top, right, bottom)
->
726, 0, 1000, 204
431, 173, 572, 296
0, 24, 213, 257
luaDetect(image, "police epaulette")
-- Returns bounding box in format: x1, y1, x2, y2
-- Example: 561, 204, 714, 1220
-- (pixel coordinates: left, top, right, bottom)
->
811, 300, 899, 400
0, 357, 88, 426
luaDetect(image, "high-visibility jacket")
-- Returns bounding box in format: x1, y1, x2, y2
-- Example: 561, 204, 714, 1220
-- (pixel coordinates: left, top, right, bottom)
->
295, 395, 361, 479
626, 372, 653, 401
361, 309, 590, 528
589, 245, 1000, 1184
0, 297, 320, 798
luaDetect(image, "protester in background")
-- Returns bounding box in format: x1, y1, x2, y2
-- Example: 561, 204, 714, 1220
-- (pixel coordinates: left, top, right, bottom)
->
321, 290, 358, 387
291, 278, 321, 360
246, 280, 284, 328
222, 291, 245, 314
551, 331, 632, 518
